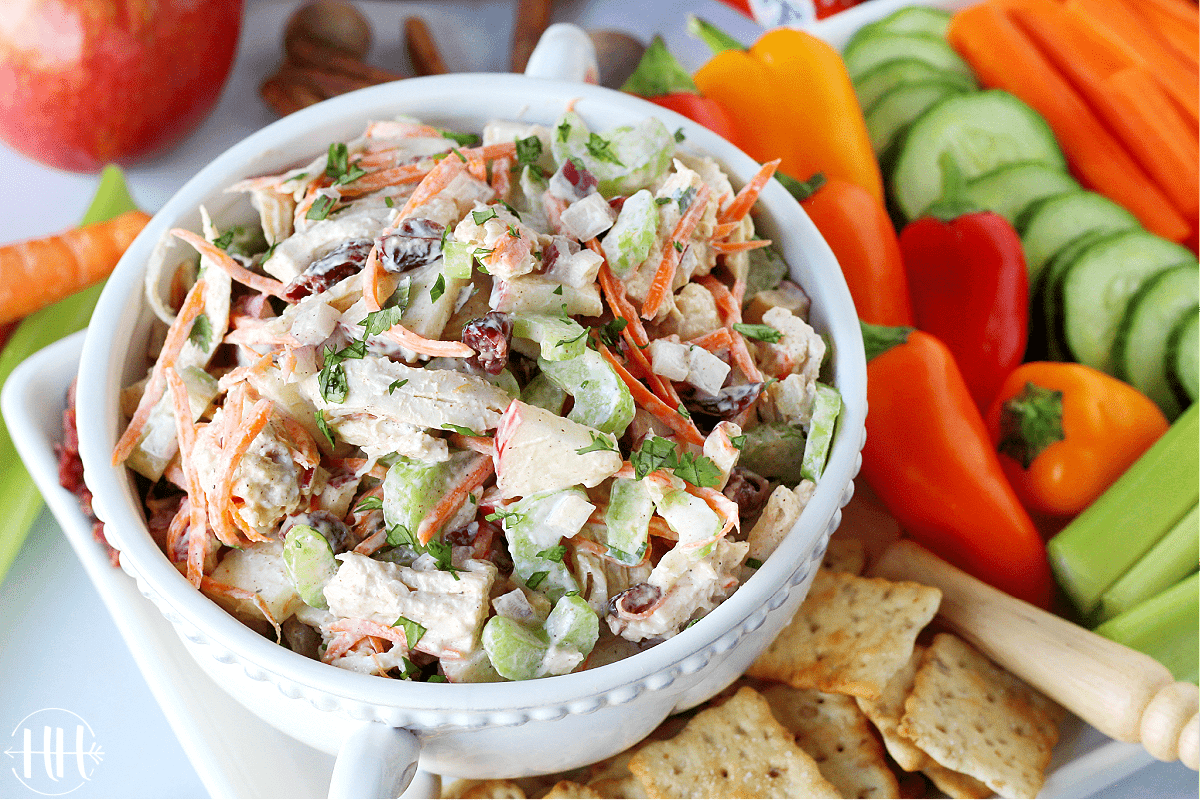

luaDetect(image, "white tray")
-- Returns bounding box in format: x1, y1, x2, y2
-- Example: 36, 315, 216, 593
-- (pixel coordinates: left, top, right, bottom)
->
1, 330, 1165, 800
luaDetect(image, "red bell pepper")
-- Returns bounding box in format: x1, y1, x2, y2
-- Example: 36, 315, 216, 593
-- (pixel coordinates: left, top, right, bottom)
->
900, 205, 1029, 412
859, 322, 1055, 609
620, 36, 741, 148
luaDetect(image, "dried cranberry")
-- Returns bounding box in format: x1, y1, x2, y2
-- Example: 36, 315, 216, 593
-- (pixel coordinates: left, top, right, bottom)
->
683, 382, 764, 421
609, 583, 662, 618
280, 510, 351, 552
723, 467, 771, 520
283, 238, 373, 302
558, 158, 598, 200
608, 196, 627, 214
461, 312, 513, 374
378, 218, 445, 274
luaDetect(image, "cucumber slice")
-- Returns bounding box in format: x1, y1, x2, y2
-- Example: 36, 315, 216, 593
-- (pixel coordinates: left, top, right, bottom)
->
1017, 190, 1141, 286
859, 6, 953, 39
853, 58, 976, 112
865, 80, 969, 164
1166, 310, 1198, 408
960, 161, 1080, 224
1113, 265, 1200, 419
843, 31, 974, 84
890, 90, 1067, 222
1058, 230, 1197, 374
1037, 230, 1113, 361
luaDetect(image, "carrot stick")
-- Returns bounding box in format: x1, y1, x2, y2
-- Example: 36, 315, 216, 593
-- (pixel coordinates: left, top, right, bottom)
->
166, 367, 210, 588
0, 209, 149, 325
1007, 4, 1199, 218
171, 228, 288, 299
597, 344, 704, 445
416, 455, 494, 545
717, 159, 781, 225
642, 184, 713, 320
1136, 0, 1200, 66
1063, 0, 1199, 125
948, 1, 1192, 242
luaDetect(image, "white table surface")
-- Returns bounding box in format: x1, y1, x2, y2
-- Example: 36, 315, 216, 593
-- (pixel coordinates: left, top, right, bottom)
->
0, 1, 1195, 797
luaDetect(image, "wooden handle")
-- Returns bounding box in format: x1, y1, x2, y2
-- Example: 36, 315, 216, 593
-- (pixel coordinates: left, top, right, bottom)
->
510, 0, 553, 72
872, 540, 1199, 770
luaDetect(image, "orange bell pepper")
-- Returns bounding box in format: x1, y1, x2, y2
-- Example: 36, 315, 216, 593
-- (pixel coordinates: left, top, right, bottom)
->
860, 322, 1055, 608
689, 17, 884, 206
789, 174, 914, 327
986, 362, 1170, 518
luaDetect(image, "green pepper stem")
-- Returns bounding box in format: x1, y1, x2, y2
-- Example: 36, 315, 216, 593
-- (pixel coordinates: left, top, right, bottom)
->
997, 381, 1066, 468
860, 321, 914, 363
687, 15, 746, 55
621, 35, 699, 97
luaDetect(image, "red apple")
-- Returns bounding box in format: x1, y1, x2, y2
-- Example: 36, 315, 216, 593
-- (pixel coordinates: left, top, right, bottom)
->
0, 0, 242, 172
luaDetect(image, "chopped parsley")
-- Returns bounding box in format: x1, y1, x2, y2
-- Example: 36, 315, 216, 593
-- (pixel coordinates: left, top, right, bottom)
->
317, 339, 367, 403
306, 194, 337, 221
673, 452, 721, 488
325, 142, 366, 185
596, 317, 627, 347
429, 273, 446, 303
732, 322, 783, 343
426, 539, 459, 577
673, 241, 684, 252
675, 186, 697, 212
426, 674, 448, 683
729, 434, 747, 450
485, 508, 525, 526
535, 545, 567, 563
188, 314, 213, 351
315, 410, 336, 446
556, 120, 571, 143
500, 200, 522, 220
746, 558, 763, 569
674, 127, 686, 143
386, 523, 417, 547
472, 208, 498, 225
575, 432, 617, 455
360, 306, 405, 337
450, 147, 467, 162
393, 615, 427, 649
384, 196, 395, 208
507, 224, 521, 238
677, 403, 691, 419
585, 133, 624, 166
655, 197, 671, 205
388, 378, 409, 394
552, 285, 564, 295
354, 496, 383, 512
444, 424, 483, 437
628, 436, 722, 488
526, 570, 550, 590
439, 128, 481, 147
515, 135, 543, 166
212, 227, 241, 252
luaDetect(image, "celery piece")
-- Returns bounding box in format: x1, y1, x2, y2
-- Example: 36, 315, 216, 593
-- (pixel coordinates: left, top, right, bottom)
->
550, 111, 676, 197
1093, 504, 1199, 624
511, 313, 588, 362
282, 524, 339, 608
544, 593, 599, 656
656, 489, 722, 557
604, 478, 655, 564
520, 372, 568, 415
382, 451, 474, 542
125, 365, 219, 480
441, 240, 474, 280
481, 615, 550, 681
743, 246, 789, 304
0, 165, 138, 587
1047, 404, 1199, 615
801, 382, 842, 482
504, 489, 592, 601
601, 189, 658, 275
737, 422, 807, 485
1093, 572, 1199, 684
538, 350, 635, 437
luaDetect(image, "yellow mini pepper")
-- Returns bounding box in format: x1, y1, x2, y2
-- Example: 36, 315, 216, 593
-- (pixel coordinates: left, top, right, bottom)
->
689, 16, 884, 206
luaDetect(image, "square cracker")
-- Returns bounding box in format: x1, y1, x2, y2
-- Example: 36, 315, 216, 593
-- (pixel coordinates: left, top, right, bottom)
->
541, 781, 601, 799
628, 686, 841, 798
899, 633, 1064, 799
761, 683, 899, 798
856, 646, 991, 799
747, 568, 941, 700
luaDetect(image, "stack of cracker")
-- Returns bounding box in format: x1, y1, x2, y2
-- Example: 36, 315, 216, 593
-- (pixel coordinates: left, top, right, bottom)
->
442, 534, 1065, 800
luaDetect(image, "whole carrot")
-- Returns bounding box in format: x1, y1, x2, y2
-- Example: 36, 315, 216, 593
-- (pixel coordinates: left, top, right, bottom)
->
0, 209, 150, 325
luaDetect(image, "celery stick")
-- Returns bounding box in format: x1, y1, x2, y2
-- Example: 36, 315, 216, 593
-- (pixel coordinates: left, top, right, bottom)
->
0, 166, 138, 586
1093, 572, 1199, 684
1094, 504, 1199, 624
1047, 403, 1199, 615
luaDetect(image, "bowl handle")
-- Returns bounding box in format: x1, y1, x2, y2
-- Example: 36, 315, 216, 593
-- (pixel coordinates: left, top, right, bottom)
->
328, 723, 421, 799
522, 23, 599, 83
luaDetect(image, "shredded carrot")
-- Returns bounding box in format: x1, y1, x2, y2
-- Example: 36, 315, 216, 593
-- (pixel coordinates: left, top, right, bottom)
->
166, 368, 211, 587
490, 156, 512, 198
366, 120, 445, 139
354, 529, 388, 556
591, 255, 680, 401
275, 406, 321, 470
396, 155, 468, 220
688, 328, 733, 352
200, 576, 280, 638
217, 351, 275, 391
171, 229, 288, 299
165, 499, 190, 562
416, 455, 495, 545
337, 162, 431, 197
449, 432, 497, 457
112, 277, 209, 465
329, 618, 411, 649
718, 159, 781, 226
711, 220, 741, 240
642, 184, 713, 320
712, 239, 773, 254
214, 398, 273, 543
463, 142, 519, 161
699, 275, 763, 382
597, 344, 704, 445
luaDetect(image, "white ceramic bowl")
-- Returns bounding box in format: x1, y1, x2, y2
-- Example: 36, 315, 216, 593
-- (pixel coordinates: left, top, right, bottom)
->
75, 71, 867, 794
